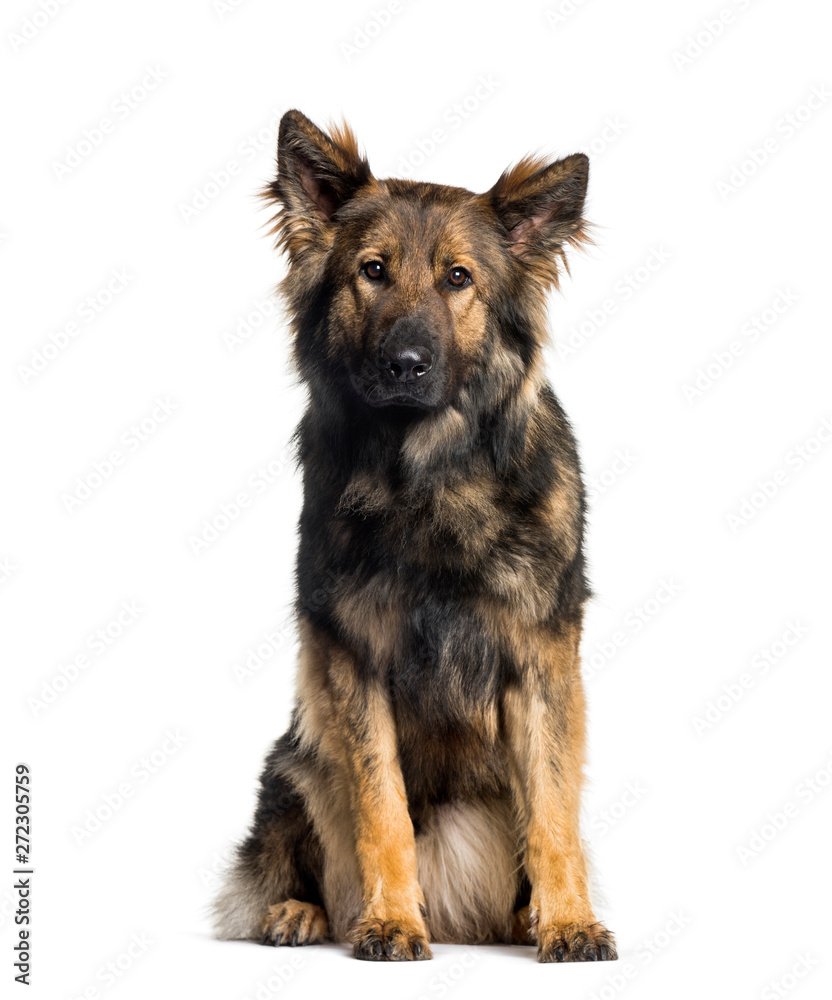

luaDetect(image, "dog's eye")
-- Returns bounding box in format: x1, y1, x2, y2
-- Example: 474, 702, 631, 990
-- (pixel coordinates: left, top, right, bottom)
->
447, 267, 471, 288
361, 260, 385, 281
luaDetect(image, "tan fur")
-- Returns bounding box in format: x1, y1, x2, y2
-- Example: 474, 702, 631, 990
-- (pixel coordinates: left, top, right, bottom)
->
331, 579, 402, 666
401, 406, 469, 470
492, 154, 553, 195
429, 470, 505, 557
262, 900, 330, 944
326, 119, 363, 165
325, 648, 431, 957
294, 769, 363, 942
337, 469, 394, 516
416, 797, 519, 943
502, 627, 597, 939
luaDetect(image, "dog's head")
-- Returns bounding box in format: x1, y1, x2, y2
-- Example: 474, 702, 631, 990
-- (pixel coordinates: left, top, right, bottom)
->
266, 110, 589, 413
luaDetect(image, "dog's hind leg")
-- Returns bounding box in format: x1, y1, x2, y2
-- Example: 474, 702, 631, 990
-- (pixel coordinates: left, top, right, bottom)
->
213, 733, 328, 944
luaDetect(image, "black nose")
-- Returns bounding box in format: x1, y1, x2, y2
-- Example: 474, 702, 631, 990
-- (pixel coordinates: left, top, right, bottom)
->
379, 344, 433, 383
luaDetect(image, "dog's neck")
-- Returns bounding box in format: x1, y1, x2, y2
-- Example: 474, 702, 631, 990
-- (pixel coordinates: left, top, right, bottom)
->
300, 355, 547, 493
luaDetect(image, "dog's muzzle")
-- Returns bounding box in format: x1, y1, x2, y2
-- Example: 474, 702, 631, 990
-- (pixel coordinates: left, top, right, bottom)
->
357, 317, 445, 409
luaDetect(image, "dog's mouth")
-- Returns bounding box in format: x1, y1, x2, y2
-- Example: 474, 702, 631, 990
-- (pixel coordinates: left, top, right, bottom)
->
350, 370, 441, 411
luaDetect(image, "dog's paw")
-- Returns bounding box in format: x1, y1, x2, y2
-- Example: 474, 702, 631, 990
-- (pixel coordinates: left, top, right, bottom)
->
260, 900, 330, 946
352, 915, 432, 961
537, 921, 617, 963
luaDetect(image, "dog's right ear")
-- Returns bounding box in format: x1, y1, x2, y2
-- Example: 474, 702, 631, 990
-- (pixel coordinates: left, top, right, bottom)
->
265, 110, 372, 260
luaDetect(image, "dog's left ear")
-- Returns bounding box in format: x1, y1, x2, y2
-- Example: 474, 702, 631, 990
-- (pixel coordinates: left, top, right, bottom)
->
487, 152, 589, 285
266, 110, 372, 259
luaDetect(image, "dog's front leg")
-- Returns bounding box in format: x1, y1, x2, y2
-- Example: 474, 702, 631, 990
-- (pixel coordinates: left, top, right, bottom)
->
504, 623, 617, 963
329, 645, 431, 961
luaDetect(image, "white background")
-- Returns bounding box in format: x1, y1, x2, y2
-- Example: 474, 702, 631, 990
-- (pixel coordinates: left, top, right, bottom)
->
3, 0, 831, 997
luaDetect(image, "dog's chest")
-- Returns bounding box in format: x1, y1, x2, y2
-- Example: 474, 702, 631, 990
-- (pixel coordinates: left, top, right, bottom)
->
336, 461, 507, 568
393, 684, 509, 815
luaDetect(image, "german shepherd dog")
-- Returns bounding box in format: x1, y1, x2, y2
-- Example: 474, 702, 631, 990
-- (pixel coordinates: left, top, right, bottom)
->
214, 110, 617, 964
